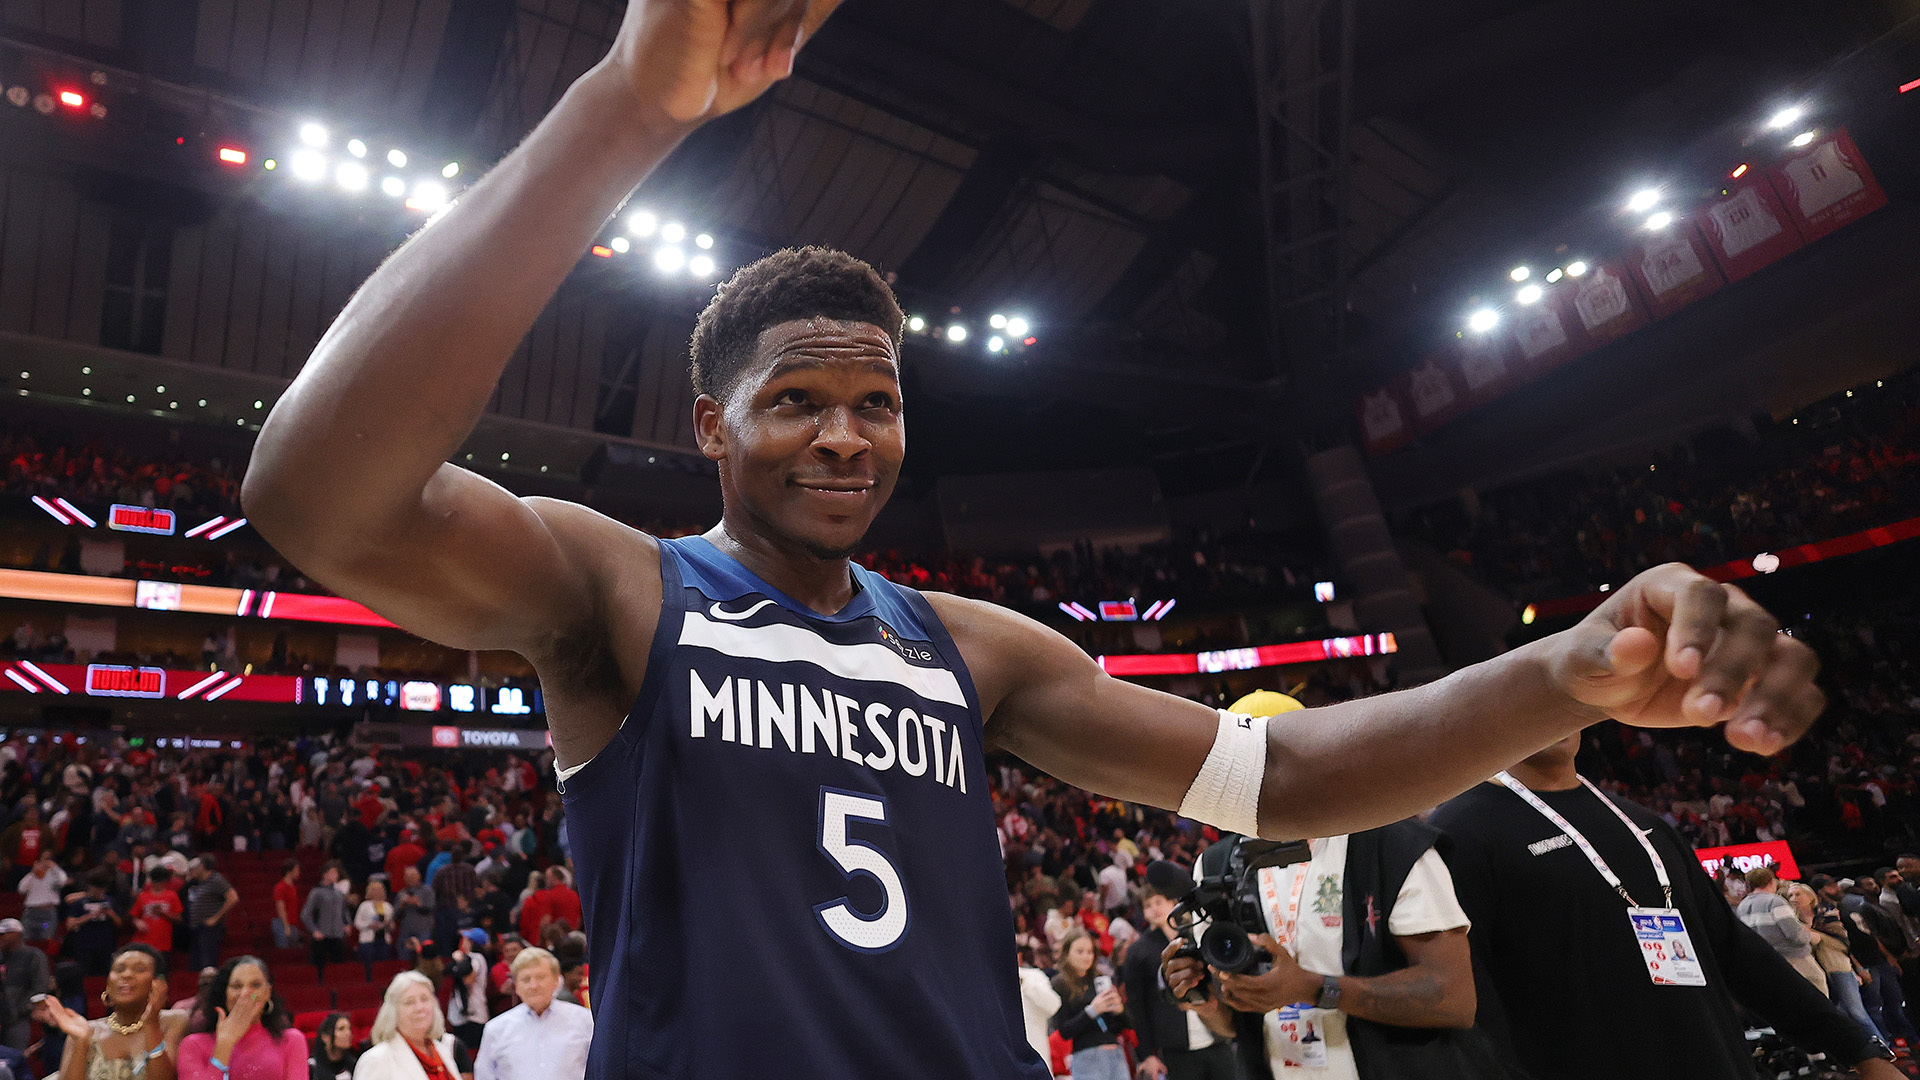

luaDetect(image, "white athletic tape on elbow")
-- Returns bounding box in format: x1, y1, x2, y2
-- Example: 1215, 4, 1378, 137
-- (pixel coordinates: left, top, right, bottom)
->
1177, 709, 1268, 837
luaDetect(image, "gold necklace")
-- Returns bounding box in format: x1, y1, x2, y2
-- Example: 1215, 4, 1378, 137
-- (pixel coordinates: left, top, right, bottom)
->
103, 1013, 146, 1037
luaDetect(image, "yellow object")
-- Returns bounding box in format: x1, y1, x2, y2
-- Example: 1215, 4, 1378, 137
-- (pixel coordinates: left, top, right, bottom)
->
1228, 689, 1305, 718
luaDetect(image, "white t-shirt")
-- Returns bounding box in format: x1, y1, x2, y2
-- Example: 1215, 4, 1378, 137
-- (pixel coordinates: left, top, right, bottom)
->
1097, 864, 1129, 911
1254, 834, 1470, 1079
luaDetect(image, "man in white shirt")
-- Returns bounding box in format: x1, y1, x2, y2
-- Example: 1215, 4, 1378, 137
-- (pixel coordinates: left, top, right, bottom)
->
1097, 856, 1130, 915
475, 947, 594, 1080
16, 856, 67, 942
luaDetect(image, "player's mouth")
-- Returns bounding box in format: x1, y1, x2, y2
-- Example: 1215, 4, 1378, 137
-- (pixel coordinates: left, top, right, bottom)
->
792, 477, 876, 506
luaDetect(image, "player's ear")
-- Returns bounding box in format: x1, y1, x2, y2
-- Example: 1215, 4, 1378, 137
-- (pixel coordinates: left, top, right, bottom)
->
694, 393, 726, 461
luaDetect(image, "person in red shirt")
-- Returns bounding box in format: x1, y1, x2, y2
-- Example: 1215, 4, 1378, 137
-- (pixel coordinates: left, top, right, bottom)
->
195, 783, 225, 847
355, 786, 385, 829
539, 867, 582, 934
387, 835, 426, 887
130, 865, 184, 952
272, 859, 302, 949
518, 873, 551, 943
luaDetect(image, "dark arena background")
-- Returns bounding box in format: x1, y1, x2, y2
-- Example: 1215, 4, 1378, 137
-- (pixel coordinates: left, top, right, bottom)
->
2, 2, 1919, 1079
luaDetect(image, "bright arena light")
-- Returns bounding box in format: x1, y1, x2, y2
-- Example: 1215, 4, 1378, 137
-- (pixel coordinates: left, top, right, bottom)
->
347, 139, 367, 158
1516, 284, 1543, 305
381, 176, 406, 197
1005, 317, 1030, 338
1790, 129, 1818, 148
406, 181, 448, 213
387, 148, 408, 167
298, 122, 328, 147
442, 162, 460, 178
1467, 309, 1500, 333
654, 246, 686, 273
989, 313, 1007, 329
289, 148, 327, 182
694, 233, 713, 249
907, 315, 926, 333
1626, 188, 1660, 213
1509, 267, 1530, 282
660, 222, 686, 244
1545, 268, 1564, 283
336, 162, 370, 191
689, 254, 717, 278
628, 210, 657, 237
987, 335, 1005, 352
1644, 211, 1673, 230
946, 324, 968, 343
1766, 106, 1804, 130
1566, 260, 1589, 277
609, 236, 630, 254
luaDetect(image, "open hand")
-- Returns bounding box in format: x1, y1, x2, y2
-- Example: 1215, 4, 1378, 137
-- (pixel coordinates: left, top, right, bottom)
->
601, 0, 843, 126
1549, 563, 1823, 756
42, 996, 93, 1041
143, 978, 169, 1028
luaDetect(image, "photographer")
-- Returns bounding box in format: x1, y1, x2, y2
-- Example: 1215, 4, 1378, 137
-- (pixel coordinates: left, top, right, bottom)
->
1123, 863, 1236, 1080
1163, 691, 1500, 1080
1050, 929, 1130, 1080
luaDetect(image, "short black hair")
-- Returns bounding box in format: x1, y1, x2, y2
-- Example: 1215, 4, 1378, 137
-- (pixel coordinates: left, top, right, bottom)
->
689, 246, 903, 401
113, 943, 168, 978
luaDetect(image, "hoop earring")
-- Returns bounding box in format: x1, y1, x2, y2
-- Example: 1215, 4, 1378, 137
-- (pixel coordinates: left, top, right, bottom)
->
101, 988, 112, 1007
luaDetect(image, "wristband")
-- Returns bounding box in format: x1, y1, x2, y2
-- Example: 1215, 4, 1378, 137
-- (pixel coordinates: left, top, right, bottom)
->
146, 1045, 167, 1061
209, 1056, 230, 1076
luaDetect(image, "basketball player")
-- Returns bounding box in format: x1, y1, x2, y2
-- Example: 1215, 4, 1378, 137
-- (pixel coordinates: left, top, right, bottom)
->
242, 2, 1828, 1076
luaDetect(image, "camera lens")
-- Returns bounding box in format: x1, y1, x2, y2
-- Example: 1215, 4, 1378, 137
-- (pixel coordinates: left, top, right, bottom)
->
1199, 923, 1260, 973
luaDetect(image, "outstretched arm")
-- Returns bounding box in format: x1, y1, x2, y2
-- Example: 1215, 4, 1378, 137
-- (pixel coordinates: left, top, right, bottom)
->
241, 1, 838, 736
947, 562, 1823, 839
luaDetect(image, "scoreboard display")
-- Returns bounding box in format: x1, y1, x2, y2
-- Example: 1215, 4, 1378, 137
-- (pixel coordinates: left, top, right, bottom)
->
1, 660, 543, 717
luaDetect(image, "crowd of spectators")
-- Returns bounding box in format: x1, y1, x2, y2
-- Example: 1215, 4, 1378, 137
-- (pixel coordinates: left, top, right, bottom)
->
1405, 368, 1920, 599
1, 429, 243, 519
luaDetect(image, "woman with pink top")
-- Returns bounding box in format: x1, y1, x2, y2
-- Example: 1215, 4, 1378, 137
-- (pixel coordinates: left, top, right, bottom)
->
178, 957, 307, 1080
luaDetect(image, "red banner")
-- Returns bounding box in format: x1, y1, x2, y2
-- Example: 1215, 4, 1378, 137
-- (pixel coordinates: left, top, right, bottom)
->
1096, 633, 1398, 677
1451, 333, 1522, 407
1358, 386, 1415, 455
1769, 128, 1887, 243
1626, 220, 1724, 319
1, 661, 302, 703
1699, 175, 1803, 282
1564, 259, 1649, 349
1508, 294, 1587, 379
1695, 840, 1799, 880
1403, 355, 1470, 433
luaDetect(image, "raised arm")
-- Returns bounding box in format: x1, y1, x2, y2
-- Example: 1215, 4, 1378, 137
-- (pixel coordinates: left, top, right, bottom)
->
947, 562, 1824, 839
241, 1, 837, 704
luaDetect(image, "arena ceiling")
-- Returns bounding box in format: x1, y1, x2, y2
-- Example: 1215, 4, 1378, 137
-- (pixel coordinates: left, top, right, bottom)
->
4, 0, 1917, 492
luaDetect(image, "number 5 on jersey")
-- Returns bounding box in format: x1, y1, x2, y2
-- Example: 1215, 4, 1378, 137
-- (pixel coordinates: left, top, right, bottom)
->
815, 787, 909, 952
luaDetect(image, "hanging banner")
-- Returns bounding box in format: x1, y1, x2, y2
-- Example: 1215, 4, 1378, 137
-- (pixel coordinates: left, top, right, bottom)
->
1451, 333, 1522, 407
1508, 293, 1586, 378
1565, 259, 1648, 349
1768, 128, 1887, 243
1357, 386, 1414, 455
1403, 355, 1469, 433
1699, 176, 1803, 282
1627, 220, 1724, 319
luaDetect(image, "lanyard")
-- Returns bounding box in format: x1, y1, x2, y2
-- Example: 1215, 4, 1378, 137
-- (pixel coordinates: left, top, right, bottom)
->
1256, 839, 1318, 952
1495, 772, 1673, 908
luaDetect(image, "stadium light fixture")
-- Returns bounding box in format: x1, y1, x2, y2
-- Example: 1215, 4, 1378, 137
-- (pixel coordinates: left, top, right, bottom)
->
1644, 211, 1673, 230
442, 162, 460, 179
1508, 266, 1530, 282
654, 246, 686, 274
336, 162, 370, 191
57, 90, 84, 108
689, 254, 717, 279
907, 316, 926, 333
987, 335, 1005, 352
628, 211, 657, 237
347, 139, 367, 158
405, 181, 448, 213
1467, 309, 1499, 333
609, 236, 630, 254
387, 148, 408, 167
1515, 284, 1543, 305
298, 122, 328, 147
1005, 317, 1030, 338
1545, 268, 1564, 283
1731, 163, 1749, 179
946, 324, 968, 343
1789, 130, 1817, 148
660, 222, 686, 244
1565, 260, 1589, 277
989, 313, 1007, 329
217, 146, 248, 165
1765, 106, 1803, 130
1626, 188, 1660, 213
380, 176, 406, 197
694, 233, 713, 249
289, 149, 327, 182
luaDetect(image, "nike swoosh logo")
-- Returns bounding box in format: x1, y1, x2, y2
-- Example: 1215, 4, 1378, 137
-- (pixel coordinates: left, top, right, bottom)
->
708, 599, 776, 622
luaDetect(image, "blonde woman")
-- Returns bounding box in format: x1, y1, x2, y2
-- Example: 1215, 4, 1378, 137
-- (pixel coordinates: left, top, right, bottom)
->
351, 974, 463, 1080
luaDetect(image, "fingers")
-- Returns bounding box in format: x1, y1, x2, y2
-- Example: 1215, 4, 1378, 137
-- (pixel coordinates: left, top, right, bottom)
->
1658, 573, 1726, 681
1685, 590, 1782, 725
722, 0, 806, 82
1723, 634, 1823, 757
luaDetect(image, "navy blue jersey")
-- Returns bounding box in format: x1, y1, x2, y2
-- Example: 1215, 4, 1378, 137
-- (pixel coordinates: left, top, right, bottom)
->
562, 536, 1049, 1080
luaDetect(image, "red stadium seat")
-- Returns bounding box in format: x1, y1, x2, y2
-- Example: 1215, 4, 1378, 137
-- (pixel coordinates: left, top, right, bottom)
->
332, 983, 384, 1012
279, 985, 334, 1014
293, 1011, 330, 1034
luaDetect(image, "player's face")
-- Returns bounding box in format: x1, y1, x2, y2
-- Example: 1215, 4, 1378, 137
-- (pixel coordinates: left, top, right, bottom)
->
700, 319, 903, 561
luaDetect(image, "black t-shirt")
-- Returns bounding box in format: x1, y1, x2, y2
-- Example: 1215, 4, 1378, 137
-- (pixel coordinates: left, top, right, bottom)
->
1431, 781, 1875, 1080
